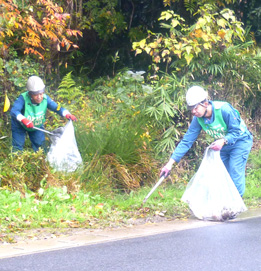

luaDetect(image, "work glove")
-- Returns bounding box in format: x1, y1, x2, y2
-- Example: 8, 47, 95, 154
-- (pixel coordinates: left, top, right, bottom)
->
66, 114, 77, 121
209, 138, 225, 151
160, 166, 171, 178
21, 118, 34, 129
160, 162, 173, 178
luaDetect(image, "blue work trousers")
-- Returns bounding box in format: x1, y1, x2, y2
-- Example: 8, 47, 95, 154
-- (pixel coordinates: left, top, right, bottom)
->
11, 117, 45, 152
220, 133, 253, 197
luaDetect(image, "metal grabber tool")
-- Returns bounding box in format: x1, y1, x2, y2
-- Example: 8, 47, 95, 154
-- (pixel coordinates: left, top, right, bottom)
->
33, 126, 56, 136
143, 175, 166, 204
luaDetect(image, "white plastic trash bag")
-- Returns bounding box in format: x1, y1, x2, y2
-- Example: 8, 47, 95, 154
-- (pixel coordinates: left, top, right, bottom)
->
47, 121, 82, 172
181, 147, 247, 221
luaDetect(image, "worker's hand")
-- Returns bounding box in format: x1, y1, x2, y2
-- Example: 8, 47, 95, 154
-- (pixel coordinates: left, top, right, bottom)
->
66, 114, 77, 121
209, 139, 225, 151
160, 166, 171, 178
21, 118, 34, 129
160, 159, 175, 178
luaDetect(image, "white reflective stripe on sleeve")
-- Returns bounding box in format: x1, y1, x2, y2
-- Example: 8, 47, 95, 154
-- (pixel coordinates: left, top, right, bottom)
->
17, 114, 25, 122
62, 110, 70, 117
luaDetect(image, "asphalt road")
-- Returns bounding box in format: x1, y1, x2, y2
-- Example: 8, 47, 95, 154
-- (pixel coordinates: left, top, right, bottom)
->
1, 216, 261, 271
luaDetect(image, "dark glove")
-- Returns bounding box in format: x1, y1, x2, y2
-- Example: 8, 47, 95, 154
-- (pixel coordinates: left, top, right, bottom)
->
66, 114, 77, 121
21, 118, 34, 128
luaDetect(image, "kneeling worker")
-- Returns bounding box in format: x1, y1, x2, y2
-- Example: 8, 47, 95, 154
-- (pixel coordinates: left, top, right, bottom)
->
10, 75, 77, 152
160, 86, 253, 197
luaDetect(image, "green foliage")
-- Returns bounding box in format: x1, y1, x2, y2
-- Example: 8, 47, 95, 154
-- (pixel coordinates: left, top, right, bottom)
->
185, 41, 261, 118
76, 119, 146, 164
75, 113, 158, 193
140, 73, 190, 155
133, 4, 245, 72
248, 149, 261, 170
244, 149, 261, 200
87, 70, 149, 119
81, 0, 127, 40
84, 70, 209, 161
3, 57, 40, 89
56, 71, 85, 111
0, 150, 49, 192
0, 181, 191, 238
69, 71, 162, 192
0, 187, 112, 232
132, 3, 261, 125
0, 51, 41, 116
0, 70, 260, 241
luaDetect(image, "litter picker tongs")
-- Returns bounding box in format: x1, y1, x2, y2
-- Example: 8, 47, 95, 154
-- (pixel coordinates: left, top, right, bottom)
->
143, 175, 166, 204
33, 126, 56, 136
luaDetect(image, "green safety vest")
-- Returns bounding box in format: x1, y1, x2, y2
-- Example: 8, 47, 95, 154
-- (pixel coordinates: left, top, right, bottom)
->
21, 92, 47, 131
197, 101, 246, 140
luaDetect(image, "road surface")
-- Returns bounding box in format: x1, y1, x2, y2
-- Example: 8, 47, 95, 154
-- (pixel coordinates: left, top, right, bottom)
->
0, 216, 261, 271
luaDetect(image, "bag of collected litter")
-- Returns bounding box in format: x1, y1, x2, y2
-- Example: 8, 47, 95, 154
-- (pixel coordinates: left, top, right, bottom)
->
47, 121, 82, 172
181, 147, 247, 221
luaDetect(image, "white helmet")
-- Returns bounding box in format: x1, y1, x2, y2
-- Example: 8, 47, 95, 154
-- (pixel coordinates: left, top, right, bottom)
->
186, 86, 208, 109
26, 76, 45, 94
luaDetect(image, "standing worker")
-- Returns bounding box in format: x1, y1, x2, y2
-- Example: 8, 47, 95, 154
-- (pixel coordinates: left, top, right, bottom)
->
160, 86, 253, 197
10, 75, 77, 152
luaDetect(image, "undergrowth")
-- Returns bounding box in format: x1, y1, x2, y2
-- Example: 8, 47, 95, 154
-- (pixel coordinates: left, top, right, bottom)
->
0, 71, 260, 243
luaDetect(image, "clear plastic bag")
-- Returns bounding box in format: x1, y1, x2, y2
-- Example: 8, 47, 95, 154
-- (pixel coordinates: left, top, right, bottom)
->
47, 121, 82, 172
181, 147, 247, 221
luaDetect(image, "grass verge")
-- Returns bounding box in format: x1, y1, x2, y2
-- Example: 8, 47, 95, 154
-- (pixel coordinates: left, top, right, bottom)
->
0, 149, 260, 244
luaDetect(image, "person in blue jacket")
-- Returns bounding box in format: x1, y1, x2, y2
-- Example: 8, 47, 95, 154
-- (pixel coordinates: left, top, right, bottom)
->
10, 75, 77, 152
160, 86, 253, 197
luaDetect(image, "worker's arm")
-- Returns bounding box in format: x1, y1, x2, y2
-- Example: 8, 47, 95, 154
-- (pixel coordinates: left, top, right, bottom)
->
46, 95, 68, 117
160, 117, 202, 177
47, 95, 77, 121
170, 117, 202, 163
10, 95, 26, 122
221, 103, 247, 145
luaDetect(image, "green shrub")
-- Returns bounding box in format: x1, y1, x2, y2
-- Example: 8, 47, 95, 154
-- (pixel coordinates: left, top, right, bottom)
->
245, 149, 261, 199
0, 150, 48, 192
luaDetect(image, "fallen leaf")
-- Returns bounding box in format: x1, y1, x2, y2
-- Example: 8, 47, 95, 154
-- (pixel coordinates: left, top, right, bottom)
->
158, 191, 164, 198
95, 203, 104, 209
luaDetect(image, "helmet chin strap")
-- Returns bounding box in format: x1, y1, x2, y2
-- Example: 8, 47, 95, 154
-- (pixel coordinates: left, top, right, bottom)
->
203, 107, 208, 118
200, 102, 208, 118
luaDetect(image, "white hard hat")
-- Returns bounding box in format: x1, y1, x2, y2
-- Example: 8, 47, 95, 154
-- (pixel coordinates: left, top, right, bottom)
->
26, 76, 45, 94
186, 86, 208, 109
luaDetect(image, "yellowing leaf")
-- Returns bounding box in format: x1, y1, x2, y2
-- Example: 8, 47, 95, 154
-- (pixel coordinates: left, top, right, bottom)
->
149, 42, 158, 49
161, 50, 169, 57
154, 55, 161, 63
144, 47, 151, 54
173, 50, 182, 58
171, 19, 179, 28
135, 49, 142, 56
194, 29, 203, 38
185, 46, 193, 55
157, 37, 162, 43
184, 53, 193, 65
158, 191, 164, 198
3, 94, 10, 112
174, 42, 182, 50
194, 47, 201, 56
139, 39, 147, 49
217, 30, 226, 39
217, 18, 227, 28
203, 42, 211, 50
95, 203, 104, 209
197, 18, 206, 28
